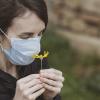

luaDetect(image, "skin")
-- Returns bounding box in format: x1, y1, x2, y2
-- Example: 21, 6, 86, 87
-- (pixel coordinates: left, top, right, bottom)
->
0, 10, 64, 100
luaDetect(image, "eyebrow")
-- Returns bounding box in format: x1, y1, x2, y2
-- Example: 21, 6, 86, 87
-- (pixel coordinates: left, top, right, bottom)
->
19, 28, 45, 36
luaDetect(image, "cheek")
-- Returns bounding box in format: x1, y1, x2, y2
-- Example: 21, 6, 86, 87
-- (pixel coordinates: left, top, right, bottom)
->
2, 38, 11, 49
7, 32, 18, 38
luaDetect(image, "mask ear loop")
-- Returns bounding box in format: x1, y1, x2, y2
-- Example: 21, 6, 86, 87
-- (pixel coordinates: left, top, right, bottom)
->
0, 28, 10, 41
0, 28, 11, 51
0, 43, 3, 51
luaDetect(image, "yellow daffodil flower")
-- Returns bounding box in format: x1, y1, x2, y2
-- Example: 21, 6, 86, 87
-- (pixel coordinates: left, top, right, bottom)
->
32, 51, 49, 59
32, 51, 49, 69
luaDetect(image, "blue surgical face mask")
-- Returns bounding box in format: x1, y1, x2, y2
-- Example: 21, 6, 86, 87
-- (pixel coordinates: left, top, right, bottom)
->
0, 28, 41, 65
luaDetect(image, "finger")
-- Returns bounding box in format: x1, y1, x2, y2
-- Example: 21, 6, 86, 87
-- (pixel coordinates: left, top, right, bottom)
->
17, 74, 40, 84
28, 88, 45, 100
40, 68, 62, 76
40, 72, 64, 82
24, 79, 42, 89
40, 77, 63, 88
23, 84, 44, 96
43, 83, 61, 93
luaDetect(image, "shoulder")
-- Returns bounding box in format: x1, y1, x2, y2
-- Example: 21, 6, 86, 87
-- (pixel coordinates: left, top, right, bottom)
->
0, 70, 16, 99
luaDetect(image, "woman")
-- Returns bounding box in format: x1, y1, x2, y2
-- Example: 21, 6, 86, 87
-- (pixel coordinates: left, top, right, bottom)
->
0, 0, 64, 100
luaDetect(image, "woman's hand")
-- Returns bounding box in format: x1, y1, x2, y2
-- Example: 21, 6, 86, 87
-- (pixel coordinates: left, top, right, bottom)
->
13, 74, 45, 100
40, 68, 64, 100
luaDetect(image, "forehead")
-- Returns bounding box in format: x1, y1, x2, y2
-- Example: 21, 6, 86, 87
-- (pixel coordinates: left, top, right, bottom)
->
7, 10, 45, 36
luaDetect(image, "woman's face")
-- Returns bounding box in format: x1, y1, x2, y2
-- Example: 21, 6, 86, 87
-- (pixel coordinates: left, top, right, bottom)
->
2, 10, 45, 49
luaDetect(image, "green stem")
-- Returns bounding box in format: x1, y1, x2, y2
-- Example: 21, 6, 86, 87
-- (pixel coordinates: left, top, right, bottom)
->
40, 58, 43, 69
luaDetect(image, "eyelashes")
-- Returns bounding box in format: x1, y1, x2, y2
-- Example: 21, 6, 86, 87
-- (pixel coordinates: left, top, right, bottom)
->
38, 32, 43, 36
19, 34, 33, 39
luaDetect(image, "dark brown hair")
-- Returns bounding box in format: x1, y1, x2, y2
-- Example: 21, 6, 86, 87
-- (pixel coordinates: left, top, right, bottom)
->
0, 0, 48, 35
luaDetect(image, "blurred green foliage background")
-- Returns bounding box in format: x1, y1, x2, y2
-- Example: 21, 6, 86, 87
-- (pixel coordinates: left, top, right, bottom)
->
43, 0, 100, 99
41, 28, 100, 100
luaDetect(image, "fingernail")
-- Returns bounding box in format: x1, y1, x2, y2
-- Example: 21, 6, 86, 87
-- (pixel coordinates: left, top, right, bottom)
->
39, 80, 42, 83
40, 76, 43, 79
40, 77, 42, 80
40, 73, 43, 77
40, 70, 44, 72
42, 83, 45, 86
40, 72, 44, 75
41, 77, 44, 81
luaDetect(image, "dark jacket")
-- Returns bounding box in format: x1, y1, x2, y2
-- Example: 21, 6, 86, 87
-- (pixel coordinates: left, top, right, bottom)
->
0, 51, 61, 100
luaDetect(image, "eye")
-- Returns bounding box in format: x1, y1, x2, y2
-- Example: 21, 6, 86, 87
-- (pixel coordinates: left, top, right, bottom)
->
18, 32, 34, 39
19, 35, 31, 39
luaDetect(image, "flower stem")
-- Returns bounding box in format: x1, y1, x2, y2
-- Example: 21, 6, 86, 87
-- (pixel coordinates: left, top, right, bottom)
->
40, 58, 43, 69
